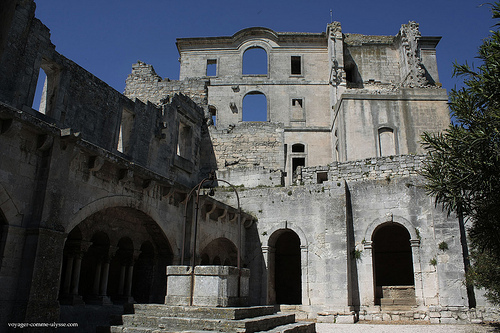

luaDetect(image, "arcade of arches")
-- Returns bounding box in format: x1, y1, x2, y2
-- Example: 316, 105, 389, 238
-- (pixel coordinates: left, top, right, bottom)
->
59, 207, 173, 306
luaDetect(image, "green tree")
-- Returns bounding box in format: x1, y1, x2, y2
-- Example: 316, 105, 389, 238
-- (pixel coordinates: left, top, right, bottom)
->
421, 2, 500, 304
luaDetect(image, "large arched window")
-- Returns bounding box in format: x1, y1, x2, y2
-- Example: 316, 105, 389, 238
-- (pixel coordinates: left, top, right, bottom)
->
242, 92, 267, 122
243, 47, 267, 75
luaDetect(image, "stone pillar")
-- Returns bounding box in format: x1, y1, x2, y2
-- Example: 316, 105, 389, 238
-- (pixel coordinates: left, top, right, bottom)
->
300, 245, 310, 306
70, 255, 82, 295
265, 246, 276, 304
410, 239, 424, 307
62, 256, 74, 295
92, 262, 102, 296
359, 241, 376, 309
117, 265, 126, 296
99, 259, 110, 296
261, 246, 270, 305
124, 265, 134, 298
24, 228, 67, 323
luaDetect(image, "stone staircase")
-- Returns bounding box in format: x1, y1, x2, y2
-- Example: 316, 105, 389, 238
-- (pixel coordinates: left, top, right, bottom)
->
110, 304, 315, 333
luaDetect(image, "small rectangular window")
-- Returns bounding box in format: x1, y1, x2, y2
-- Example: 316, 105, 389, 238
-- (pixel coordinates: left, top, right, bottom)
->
291, 56, 301, 75
206, 59, 217, 77
317, 172, 328, 184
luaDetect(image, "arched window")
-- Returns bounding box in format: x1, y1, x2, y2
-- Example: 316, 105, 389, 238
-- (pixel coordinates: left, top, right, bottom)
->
242, 92, 267, 122
378, 127, 396, 157
291, 143, 305, 153
243, 47, 267, 75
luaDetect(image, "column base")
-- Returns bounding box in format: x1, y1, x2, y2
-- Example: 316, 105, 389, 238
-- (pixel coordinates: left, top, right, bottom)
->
86, 295, 113, 305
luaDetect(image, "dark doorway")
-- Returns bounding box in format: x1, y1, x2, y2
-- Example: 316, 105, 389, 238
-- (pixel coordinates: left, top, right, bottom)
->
372, 223, 414, 305
275, 230, 301, 304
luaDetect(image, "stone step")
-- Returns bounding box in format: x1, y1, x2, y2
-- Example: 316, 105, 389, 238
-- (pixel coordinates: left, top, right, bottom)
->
121, 313, 296, 332
133, 304, 276, 320
256, 322, 315, 333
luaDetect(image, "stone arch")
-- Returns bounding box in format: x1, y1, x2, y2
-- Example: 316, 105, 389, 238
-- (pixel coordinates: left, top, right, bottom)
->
199, 237, 238, 266
364, 214, 418, 242
68, 195, 178, 253
59, 205, 175, 308
242, 46, 268, 75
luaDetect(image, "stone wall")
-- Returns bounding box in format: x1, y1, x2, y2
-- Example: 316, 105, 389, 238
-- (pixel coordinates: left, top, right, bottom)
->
124, 61, 208, 107
208, 122, 285, 173
300, 154, 425, 184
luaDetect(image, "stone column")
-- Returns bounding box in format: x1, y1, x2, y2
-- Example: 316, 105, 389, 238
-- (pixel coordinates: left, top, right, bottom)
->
124, 265, 134, 299
300, 245, 310, 306
99, 259, 110, 296
410, 239, 424, 306
261, 246, 270, 305
117, 265, 126, 296
92, 262, 102, 296
62, 256, 74, 295
359, 241, 376, 309
265, 246, 276, 304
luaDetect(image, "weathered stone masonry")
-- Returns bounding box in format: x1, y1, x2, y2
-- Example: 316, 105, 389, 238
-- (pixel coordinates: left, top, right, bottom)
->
0, 0, 499, 330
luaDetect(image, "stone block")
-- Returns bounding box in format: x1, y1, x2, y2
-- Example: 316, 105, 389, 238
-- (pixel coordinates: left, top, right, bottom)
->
336, 314, 355, 324
439, 317, 457, 324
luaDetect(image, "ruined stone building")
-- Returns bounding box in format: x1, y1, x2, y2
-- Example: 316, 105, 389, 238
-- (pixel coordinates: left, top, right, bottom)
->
0, 0, 498, 331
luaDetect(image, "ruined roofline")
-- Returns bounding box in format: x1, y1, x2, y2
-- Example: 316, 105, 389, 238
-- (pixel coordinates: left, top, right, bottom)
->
176, 27, 327, 52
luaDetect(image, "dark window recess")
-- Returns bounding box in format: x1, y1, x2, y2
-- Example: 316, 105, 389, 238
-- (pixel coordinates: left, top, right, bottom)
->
291, 56, 301, 75
292, 143, 305, 153
317, 172, 328, 184
206, 59, 217, 76
292, 98, 303, 107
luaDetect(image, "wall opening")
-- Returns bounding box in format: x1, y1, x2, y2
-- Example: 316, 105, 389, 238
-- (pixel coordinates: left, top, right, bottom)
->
317, 172, 328, 184
242, 92, 267, 122
291, 98, 304, 121
372, 223, 415, 306
132, 241, 155, 303
118, 108, 134, 154
206, 59, 217, 77
243, 47, 267, 75
274, 230, 301, 304
378, 127, 396, 157
291, 56, 302, 75
32, 59, 60, 117
208, 105, 217, 126
200, 237, 238, 266
177, 122, 192, 159
291, 143, 305, 153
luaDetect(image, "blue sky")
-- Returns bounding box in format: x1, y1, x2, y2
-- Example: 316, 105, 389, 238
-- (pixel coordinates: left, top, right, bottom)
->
34, 0, 494, 95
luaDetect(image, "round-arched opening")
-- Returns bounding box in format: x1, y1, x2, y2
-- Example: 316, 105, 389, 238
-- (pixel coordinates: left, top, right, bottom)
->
270, 229, 302, 305
242, 47, 267, 75
242, 92, 267, 122
200, 237, 238, 266
372, 222, 415, 306
58, 207, 173, 307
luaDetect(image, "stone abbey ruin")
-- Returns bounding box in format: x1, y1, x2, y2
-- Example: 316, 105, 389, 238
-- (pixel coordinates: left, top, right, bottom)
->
0, 0, 499, 331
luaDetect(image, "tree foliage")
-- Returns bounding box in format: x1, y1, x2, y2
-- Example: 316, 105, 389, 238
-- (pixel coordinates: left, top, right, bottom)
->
421, 2, 500, 304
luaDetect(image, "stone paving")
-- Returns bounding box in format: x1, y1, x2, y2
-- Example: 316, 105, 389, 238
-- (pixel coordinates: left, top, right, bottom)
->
316, 323, 498, 332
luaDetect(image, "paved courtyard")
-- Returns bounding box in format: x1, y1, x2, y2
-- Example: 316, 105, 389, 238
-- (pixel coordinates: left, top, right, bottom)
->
316, 323, 499, 332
